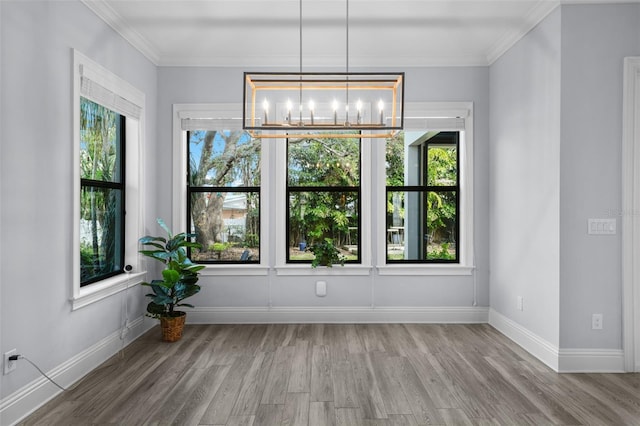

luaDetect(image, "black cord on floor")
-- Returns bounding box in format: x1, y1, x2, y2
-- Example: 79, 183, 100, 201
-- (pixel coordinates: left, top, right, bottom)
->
18, 356, 67, 391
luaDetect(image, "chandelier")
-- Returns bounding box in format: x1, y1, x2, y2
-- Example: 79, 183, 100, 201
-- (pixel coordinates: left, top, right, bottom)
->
242, 0, 404, 139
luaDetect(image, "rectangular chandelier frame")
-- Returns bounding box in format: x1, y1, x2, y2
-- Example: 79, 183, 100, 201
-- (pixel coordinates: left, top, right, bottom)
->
243, 72, 404, 139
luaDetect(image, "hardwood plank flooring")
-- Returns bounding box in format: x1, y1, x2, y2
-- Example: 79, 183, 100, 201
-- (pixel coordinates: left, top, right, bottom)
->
20, 324, 640, 426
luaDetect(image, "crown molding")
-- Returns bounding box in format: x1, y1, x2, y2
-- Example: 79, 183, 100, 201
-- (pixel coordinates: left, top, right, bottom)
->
81, 0, 640, 69
485, 0, 560, 65
81, 0, 161, 65
156, 53, 490, 68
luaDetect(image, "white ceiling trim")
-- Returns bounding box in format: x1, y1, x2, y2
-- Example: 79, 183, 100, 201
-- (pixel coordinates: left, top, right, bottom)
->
485, 0, 560, 65
81, 0, 161, 65
156, 53, 491, 68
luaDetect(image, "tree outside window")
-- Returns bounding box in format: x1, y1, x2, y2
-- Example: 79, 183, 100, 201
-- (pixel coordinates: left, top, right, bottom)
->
79, 97, 125, 285
187, 130, 261, 263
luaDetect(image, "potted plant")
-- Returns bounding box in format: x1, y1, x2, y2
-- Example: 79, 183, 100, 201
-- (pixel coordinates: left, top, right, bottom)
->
139, 218, 205, 342
308, 238, 346, 267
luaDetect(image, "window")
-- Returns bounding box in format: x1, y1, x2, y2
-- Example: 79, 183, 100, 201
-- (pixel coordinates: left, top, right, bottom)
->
386, 131, 459, 263
73, 50, 144, 309
377, 103, 473, 275
80, 98, 126, 285
286, 134, 361, 264
174, 103, 468, 276
186, 130, 261, 263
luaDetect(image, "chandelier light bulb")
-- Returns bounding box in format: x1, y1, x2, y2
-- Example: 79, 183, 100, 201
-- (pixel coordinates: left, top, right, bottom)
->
308, 100, 315, 124
262, 99, 269, 124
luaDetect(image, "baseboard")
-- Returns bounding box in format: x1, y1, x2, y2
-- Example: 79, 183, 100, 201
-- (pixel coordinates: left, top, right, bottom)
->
558, 349, 625, 373
488, 309, 560, 371
0, 316, 151, 426
185, 305, 490, 324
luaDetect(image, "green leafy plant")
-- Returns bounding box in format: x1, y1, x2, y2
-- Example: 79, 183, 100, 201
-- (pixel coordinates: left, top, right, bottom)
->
208, 242, 232, 259
139, 218, 205, 318
308, 238, 346, 268
427, 242, 455, 260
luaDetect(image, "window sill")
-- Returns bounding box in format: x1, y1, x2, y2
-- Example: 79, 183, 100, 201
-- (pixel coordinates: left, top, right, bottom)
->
376, 264, 474, 276
72, 271, 145, 310
275, 265, 372, 276
199, 265, 270, 276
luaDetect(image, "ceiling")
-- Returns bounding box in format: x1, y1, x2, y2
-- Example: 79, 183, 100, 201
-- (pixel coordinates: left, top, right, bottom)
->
80, 0, 607, 68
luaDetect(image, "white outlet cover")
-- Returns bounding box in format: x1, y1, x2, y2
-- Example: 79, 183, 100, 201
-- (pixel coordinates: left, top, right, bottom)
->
316, 280, 327, 297
592, 314, 603, 330
3, 349, 16, 375
517, 296, 523, 311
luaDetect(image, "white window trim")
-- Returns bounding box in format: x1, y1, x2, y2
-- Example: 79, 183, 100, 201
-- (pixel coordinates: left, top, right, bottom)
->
172, 103, 270, 276
376, 102, 475, 276
72, 49, 145, 309
622, 57, 640, 372
274, 130, 372, 276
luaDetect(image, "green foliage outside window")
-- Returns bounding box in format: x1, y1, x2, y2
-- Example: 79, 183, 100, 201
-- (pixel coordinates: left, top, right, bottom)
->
288, 135, 360, 262
386, 131, 459, 262
79, 97, 124, 285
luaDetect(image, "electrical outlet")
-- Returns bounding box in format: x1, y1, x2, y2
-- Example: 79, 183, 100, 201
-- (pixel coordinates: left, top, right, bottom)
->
592, 313, 603, 330
4, 349, 17, 375
517, 296, 524, 311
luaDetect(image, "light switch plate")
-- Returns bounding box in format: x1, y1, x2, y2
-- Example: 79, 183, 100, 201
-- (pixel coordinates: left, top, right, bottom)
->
588, 218, 616, 235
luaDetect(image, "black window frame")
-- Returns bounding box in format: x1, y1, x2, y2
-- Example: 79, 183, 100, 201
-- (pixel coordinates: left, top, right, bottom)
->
80, 100, 126, 286
286, 134, 362, 265
186, 130, 261, 264
386, 131, 460, 264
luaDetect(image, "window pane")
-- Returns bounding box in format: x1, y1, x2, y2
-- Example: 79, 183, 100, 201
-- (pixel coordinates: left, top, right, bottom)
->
288, 136, 360, 186
288, 191, 358, 262
80, 97, 123, 182
386, 190, 457, 261
189, 191, 260, 263
427, 145, 457, 186
427, 191, 457, 260
386, 190, 413, 261
386, 132, 405, 186
189, 130, 260, 187
80, 186, 123, 284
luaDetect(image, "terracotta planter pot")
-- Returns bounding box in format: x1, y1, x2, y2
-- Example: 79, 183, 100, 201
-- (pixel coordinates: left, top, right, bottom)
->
159, 311, 186, 342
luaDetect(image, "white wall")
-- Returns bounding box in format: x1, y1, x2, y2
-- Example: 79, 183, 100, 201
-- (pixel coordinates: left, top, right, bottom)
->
157, 66, 491, 314
489, 8, 562, 347
490, 3, 640, 367
559, 3, 640, 350
0, 0, 157, 409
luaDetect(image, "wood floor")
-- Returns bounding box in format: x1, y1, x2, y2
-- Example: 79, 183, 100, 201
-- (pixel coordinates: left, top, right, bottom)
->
21, 324, 640, 425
